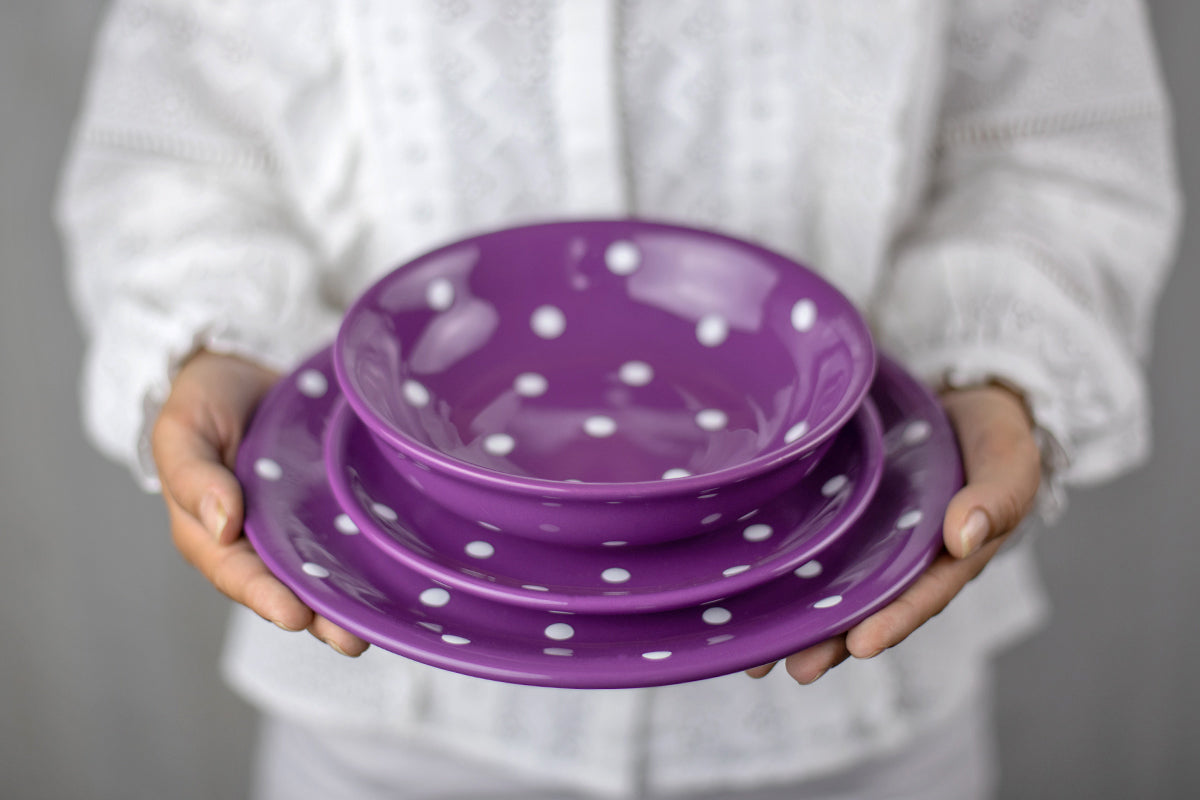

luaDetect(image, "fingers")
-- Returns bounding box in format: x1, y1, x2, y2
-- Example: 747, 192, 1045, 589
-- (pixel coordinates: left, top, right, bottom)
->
154, 410, 246, 545
744, 385, 1043, 685
940, 386, 1041, 559
152, 351, 277, 544
308, 616, 370, 657
844, 534, 1007, 659
784, 636, 849, 684
744, 635, 850, 685
168, 493, 368, 654
747, 539, 1007, 679
153, 351, 367, 657
745, 661, 777, 679
840, 386, 1038, 660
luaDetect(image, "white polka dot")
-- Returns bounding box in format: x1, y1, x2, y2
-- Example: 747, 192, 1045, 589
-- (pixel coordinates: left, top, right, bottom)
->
784, 421, 810, 444
794, 561, 823, 579
605, 240, 641, 275
254, 458, 283, 481
419, 588, 451, 607
441, 634, 471, 645
403, 379, 430, 407
696, 313, 729, 347
642, 651, 672, 660
695, 409, 728, 431
538, 522, 560, 533
477, 521, 502, 532
601, 567, 631, 584
897, 510, 923, 530
531, 305, 566, 339
334, 514, 359, 535
791, 299, 818, 332
465, 541, 495, 559
619, 361, 654, 386
662, 468, 691, 480
698, 492, 719, 500
541, 501, 562, 507
484, 433, 516, 456
821, 475, 848, 497
514, 372, 548, 397
544, 647, 574, 657
707, 634, 735, 645
602, 541, 628, 547
723, 565, 751, 577
426, 278, 455, 310
902, 420, 932, 446
372, 502, 398, 522
743, 523, 773, 542
814, 595, 843, 609
297, 369, 328, 398
702, 607, 732, 625
544, 623, 575, 641
418, 621, 443, 633
701, 513, 722, 525
522, 584, 550, 592
301, 562, 330, 578
584, 415, 617, 437
738, 509, 759, 521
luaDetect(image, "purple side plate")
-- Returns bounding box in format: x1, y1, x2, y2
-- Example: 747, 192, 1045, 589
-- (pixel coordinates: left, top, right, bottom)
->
324, 393, 884, 614
238, 347, 961, 689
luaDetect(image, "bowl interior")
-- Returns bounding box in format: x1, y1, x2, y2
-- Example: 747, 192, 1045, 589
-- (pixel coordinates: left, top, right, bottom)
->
336, 220, 875, 485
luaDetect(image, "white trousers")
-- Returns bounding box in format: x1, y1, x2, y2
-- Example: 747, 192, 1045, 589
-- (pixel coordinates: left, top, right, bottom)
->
250, 684, 996, 800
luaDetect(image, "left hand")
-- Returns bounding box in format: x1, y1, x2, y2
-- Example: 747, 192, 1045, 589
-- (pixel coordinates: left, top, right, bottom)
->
745, 383, 1042, 684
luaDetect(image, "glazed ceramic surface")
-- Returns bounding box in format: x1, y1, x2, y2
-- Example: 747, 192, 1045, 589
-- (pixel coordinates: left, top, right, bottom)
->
334, 220, 876, 545
324, 395, 885, 614
238, 347, 960, 689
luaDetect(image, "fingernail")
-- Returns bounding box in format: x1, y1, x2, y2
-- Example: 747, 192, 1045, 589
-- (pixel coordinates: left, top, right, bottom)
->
960, 509, 990, 557
803, 669, 827, 685
325, 639, 355, 658
200, 493, 228, 541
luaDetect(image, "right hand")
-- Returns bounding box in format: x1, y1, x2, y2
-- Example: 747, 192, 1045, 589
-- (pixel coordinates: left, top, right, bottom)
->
151, 350, 369, 656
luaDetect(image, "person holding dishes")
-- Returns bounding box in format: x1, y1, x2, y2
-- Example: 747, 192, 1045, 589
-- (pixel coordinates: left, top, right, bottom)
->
59, 1, 1180, 798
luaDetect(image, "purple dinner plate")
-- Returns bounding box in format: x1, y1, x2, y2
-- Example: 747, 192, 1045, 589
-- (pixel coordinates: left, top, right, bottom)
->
324, 391, 884, 614
238, 348, 960, 689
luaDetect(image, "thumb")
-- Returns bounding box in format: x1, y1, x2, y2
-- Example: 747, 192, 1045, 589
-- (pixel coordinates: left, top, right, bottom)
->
153, 411, 245, 544
940, 386, 1042, 559
152, 352, 277, 544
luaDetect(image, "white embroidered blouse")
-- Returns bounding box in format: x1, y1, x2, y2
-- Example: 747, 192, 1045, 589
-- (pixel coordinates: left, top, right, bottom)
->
58, 1, 1181, 797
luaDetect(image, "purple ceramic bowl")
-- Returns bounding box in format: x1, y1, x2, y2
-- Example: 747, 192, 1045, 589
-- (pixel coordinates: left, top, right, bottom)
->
335, 220, 876, 546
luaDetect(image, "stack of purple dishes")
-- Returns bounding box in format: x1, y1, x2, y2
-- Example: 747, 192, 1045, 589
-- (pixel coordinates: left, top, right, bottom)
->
237, 220, 962, 689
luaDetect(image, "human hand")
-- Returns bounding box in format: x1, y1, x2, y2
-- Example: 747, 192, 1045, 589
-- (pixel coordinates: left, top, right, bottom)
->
151, 350, 369, 657
746, 383, 1041, 684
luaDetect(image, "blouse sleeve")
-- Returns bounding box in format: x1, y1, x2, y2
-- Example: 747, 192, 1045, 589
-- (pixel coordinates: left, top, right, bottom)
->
57, 0, 362, 490
873, 0, 1183, 490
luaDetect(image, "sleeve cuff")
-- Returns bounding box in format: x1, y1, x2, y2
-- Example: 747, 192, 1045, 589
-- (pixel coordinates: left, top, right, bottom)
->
84, 302, 341, 492
874, 241, 1154, 499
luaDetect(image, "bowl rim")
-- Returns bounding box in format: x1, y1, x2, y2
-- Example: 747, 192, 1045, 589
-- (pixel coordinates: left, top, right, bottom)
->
333, 217, 877, 500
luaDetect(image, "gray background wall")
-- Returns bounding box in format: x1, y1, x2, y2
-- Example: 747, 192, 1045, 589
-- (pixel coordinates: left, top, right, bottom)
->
1, 3, 1196, 798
